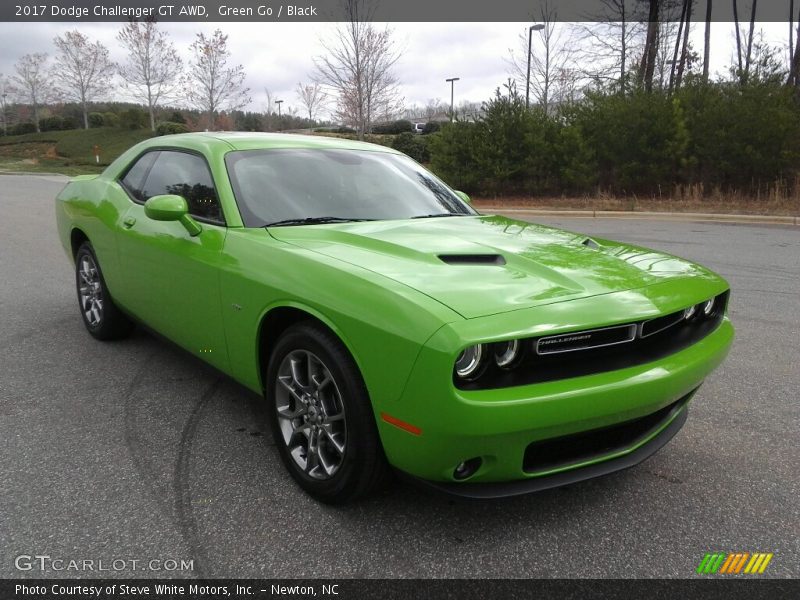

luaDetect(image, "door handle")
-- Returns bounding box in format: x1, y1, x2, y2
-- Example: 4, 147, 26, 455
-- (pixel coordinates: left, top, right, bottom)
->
122, 216, 136, 229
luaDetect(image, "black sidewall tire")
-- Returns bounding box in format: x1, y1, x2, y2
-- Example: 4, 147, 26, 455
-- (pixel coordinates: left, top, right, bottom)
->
75, 242, 133, 341
266, 322, 389, 504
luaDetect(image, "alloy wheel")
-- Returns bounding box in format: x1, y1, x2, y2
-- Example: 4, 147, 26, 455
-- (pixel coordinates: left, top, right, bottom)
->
275, 349, 347, 480
78, 254, 104, 327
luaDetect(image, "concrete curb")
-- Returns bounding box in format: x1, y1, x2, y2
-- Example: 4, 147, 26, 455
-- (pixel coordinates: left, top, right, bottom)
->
0, 170, 69, 178
483, 207, 799, 226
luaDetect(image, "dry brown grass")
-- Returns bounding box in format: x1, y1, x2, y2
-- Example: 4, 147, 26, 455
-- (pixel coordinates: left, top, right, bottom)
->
0, 142, 56, 160
473, 184, 800, 217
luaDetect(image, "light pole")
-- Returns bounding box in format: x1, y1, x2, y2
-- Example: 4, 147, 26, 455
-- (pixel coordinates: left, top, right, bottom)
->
526, 24, 545, 109
275, 99, 283, 131
445, 77, 460, 122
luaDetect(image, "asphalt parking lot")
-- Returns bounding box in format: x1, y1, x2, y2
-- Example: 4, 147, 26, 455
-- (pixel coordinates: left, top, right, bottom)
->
1, 173, 798, 579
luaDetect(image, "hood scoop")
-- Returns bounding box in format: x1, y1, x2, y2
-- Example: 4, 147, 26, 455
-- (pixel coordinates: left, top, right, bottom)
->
582, 238, 600, 249
438, 254, 506, 266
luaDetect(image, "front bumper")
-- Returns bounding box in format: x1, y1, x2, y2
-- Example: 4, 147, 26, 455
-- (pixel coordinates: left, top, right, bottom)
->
398, 390, 691, 499
376, 310, 733, 486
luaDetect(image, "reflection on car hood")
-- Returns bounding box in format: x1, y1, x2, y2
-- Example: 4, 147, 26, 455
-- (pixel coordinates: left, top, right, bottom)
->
269, 215, 718, 319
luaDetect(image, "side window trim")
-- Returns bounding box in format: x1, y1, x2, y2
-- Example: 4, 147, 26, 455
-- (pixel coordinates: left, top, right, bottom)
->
119, 150, 159, 203
116, 147, 227, 227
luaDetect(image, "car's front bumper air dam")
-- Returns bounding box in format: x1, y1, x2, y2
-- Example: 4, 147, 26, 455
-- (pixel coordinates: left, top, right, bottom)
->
397, 393, 690, 499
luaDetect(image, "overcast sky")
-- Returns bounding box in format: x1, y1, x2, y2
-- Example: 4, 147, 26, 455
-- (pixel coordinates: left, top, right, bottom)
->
0, 21, 793, 119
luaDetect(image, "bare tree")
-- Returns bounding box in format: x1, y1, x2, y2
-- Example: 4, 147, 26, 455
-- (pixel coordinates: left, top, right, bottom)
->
789, 4, 800, 88
184, 29, 251, 130
703, 0, 712, 81
51, 31, 115, 129
654, 18, 682, 91
117, 19, 183, 131
668, 0, 690, 91
12, 53, 50, 132
791, 0, 795, 70
733, 0, 744, 75
314, 0, 402, 138
573, 1, 647, 91
677, 1, 694, 87
743, 0, 758, 80
506, 2, 577, 113
640, 0, 662, 92
424, 98, 447, 120
668, 0, 694, 91
295, 82, 325, 120
263, 87, 276, 130
0, 73, 12, 134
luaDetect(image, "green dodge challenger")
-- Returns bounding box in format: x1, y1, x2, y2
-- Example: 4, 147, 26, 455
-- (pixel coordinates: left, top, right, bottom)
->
56, 132, 733, 503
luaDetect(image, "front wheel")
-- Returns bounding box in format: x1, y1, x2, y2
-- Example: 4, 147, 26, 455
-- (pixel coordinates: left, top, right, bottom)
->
266, 322, 390, 504
75, 242, 133, 340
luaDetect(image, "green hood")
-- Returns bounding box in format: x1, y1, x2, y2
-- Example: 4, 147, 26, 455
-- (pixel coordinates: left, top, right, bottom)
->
269, 215, 717, 319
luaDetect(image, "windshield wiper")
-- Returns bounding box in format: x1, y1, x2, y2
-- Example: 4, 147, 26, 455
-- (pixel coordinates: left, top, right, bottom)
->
264, 217, 374, 227
411, 213, 468, 219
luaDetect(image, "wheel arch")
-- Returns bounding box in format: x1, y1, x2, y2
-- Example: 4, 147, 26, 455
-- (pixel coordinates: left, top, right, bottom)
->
256, 302, 363, 394
70, 228, 90, 259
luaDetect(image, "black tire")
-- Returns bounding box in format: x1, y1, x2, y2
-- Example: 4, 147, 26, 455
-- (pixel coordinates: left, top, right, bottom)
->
75, 242, 133, 341
266, 322, 390, 504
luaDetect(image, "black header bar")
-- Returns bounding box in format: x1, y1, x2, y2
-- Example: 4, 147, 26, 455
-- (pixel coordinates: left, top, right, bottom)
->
1, 0, 798, 23
2, 578, 798, 600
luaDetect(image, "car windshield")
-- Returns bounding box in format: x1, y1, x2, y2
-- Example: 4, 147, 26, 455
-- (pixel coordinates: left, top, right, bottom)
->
224, 148, 476, 227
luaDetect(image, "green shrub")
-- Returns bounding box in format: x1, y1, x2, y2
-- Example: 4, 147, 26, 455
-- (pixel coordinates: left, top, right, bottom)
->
102, 112, 119, 127
372, 119, 413, 135
391, 132, 430, 163
40, 116, 65, 132
118, 108, 148, 130
422, 121, 441, 134
428, 121, 482, 192
567, 89, 688, 194
236, 112, 262, 131
88, 112, 104, 128
676, 79, 800, 191
155, 121, 190, 136
9, 122, 36, 135
61, 117, 79, 130
425, 78, 800, 198
167, 110, 186, 124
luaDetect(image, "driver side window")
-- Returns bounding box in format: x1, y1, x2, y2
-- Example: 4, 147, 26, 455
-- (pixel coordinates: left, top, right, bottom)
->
122, 150, 224, 224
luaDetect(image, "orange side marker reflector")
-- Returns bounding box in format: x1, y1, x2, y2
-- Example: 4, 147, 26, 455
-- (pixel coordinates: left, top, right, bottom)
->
381, 412, 422, 436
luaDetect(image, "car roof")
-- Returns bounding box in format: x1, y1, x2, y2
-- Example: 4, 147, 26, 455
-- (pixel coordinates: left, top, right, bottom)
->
151, 131, 401, 154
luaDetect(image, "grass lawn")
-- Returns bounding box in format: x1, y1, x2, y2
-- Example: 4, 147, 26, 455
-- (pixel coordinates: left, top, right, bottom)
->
0, 128, 153, 175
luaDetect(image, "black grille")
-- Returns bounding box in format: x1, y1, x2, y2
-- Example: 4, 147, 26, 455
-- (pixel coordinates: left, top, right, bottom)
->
522, 391, 693, 473
640, 311, 685, 338
456, 291, 728, 390
536, 324, 637, 354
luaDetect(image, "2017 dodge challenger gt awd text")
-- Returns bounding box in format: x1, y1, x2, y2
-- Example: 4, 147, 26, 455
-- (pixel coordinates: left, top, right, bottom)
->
55, 133, 733, 504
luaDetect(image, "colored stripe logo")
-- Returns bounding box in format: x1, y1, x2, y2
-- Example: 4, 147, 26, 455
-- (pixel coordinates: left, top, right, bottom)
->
696, 552, 773, 574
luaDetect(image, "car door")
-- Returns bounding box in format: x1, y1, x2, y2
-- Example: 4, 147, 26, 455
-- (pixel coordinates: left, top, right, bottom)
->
115, 149, 230, 372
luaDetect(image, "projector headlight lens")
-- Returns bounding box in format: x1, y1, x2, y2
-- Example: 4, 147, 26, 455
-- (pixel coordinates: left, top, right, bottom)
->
494, 340, 520, 368
455, 345, 485, 379
702, 298, 715, 316
684, 305, 697, 320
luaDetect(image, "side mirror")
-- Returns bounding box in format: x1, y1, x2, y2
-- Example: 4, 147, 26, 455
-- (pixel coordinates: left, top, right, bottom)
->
144, 194, 202, 236
454, 190, 471, 204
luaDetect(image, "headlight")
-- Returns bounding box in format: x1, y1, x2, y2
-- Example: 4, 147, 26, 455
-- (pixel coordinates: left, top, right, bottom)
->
702, 298, 715, 316
493, 340, 520, 368
455, 344, 485, 380
684, 305, 697, 320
